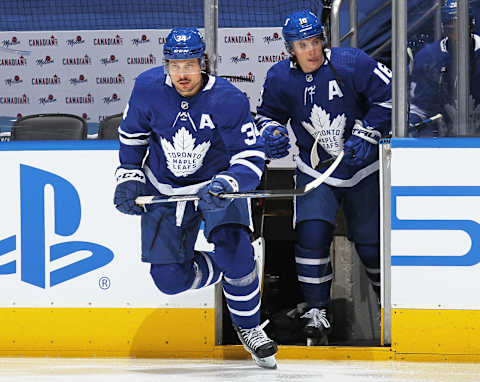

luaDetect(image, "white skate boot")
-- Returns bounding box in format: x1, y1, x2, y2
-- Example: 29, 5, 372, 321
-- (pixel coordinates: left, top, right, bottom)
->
234, 320, 278, 369
301, 308, 331, 346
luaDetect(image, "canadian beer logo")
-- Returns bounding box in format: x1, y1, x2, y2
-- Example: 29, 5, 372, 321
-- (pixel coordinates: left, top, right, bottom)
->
65, 93, 94, 104
93, 35, 123, 46
4, 75, 23, 86
0, 56, 27, 66
224, 72, 255, 83
38, 94, 57, 105
66, 35, 85, 47
103, 93, 121, 104
258, 52, 287, 63
32, 74, 61, 86
62, 54, 92, 66
224, 32, 254, 44
100, 54, 119, 66
127, 54, 156, 65
132, 34, 150, 46
36, 56, 54, 67
96, 73, 125, 85
29, 36, 58, 47
69, 74, 88, 85
263, 32, 282, 44
230, 53, 249, 64
0, 94, 29, 104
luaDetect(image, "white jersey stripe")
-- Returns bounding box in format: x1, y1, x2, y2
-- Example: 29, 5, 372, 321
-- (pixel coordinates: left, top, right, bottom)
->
296, 156, 379, 188
231, 150, 266, 161
119, 135, 149, 146
230, 158, 263, 178
118, 126, 151, 138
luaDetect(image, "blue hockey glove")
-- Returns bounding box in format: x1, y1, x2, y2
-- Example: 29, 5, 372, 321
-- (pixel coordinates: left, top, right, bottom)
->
114, 165, 147, 215
261, 121, 290, 159
198, 173, 238, 212
343, 120, 381, 167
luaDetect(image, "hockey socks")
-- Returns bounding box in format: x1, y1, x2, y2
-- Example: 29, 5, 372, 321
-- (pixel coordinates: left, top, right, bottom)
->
355, 243, 381, 297
223, 267, 261, 329
190, 250, 222, 290
295, 243, 333, 309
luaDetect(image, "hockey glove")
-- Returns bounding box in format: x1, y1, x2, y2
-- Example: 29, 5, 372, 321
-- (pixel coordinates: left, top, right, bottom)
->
198, 173, 238, 212
343, 120, 381, 167
261, 121, 290, 159
114, 165, 147, 215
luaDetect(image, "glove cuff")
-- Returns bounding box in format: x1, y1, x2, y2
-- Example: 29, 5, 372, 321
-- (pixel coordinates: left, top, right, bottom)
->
214, 174, 239, 192
352, 120, 381, 145
260, 120, 283, 136
115, 166, 146, 185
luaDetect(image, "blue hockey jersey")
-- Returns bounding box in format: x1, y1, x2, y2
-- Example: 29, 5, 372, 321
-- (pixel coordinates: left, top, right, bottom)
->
119, 67, 265, 196
256, 47, 392, 187
409, 35, 480, 136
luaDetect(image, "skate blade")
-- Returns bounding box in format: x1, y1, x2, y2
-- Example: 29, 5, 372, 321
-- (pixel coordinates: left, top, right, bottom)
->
252, 354, 277, 369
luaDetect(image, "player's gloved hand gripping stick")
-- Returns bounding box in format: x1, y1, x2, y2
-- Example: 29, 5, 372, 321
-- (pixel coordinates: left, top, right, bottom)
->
135, 151, 344, 206
262, 122, 290, 158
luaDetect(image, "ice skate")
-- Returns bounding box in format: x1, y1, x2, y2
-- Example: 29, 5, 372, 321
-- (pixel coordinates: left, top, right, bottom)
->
234, 320, 278, 369
301, 308, 331, 346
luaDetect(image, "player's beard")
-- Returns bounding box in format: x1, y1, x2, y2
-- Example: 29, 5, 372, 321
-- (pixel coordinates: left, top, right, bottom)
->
174, 74, 203, 97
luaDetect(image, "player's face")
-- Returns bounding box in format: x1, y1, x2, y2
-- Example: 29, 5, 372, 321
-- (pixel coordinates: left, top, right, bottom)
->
168, 59, 203, 97
292, 36, 324, 73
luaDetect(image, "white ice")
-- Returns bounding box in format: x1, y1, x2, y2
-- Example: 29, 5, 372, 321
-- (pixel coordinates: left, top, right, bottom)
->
1, 358, 480, 382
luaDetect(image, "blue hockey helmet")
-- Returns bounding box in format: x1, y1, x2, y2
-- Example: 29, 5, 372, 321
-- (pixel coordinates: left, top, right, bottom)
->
163, 27, 206, 60
282, 10, 324, 51
441, 0, 474, 30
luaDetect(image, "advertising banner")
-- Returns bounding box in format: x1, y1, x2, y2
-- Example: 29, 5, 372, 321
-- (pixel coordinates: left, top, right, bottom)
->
0, 141, 215, 308
390, 138, 480, 309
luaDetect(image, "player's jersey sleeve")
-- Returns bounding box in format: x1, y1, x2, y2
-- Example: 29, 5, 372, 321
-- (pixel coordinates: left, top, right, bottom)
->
408, 44, 441, 126
217, 91, 265, 192
255, 63, 291, 129
118, 75, 152, 166
351, 49, 392, 135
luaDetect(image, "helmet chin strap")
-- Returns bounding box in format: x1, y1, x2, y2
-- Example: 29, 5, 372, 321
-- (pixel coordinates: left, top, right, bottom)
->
322, 48, 345, 89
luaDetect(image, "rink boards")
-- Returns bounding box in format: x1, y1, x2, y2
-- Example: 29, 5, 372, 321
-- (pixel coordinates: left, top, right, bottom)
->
386, 138, 480, 358
0, 141, 216, 357
1, 138, 480, 361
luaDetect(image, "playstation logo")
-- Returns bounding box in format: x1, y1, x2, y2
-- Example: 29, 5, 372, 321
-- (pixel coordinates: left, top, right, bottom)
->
0, 164, 114, 288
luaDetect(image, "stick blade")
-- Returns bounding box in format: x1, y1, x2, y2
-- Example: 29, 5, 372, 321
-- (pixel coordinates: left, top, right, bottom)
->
295, 150, 344, 196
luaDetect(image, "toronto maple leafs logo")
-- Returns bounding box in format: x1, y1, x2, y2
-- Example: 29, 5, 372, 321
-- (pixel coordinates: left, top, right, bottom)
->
301, 104, 347, 157
161, 127, 211, 177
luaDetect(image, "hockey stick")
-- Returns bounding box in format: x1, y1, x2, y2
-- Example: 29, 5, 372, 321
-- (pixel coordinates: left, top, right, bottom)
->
273, 128, 334, 170
411, 113, 442, 131
310, 129, 323, 169
136, 150, 344, 205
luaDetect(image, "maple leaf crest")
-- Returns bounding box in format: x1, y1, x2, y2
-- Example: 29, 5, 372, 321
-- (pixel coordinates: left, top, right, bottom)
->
301, 104, 346, 157
160, 127, 211, 177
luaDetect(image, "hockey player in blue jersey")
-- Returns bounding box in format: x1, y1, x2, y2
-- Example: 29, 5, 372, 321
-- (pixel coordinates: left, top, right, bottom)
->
256, 10, 392, 345
113, 27, 277, 368
409, 0, 480, 136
